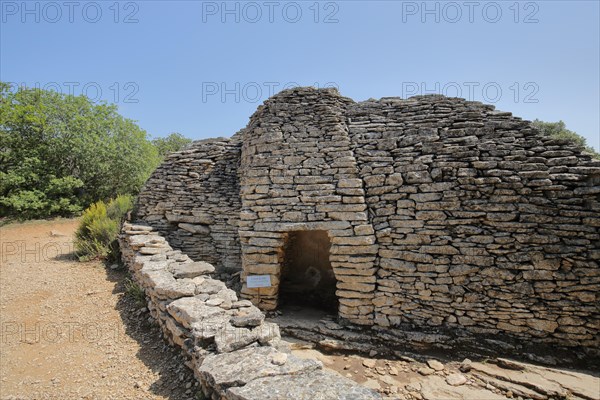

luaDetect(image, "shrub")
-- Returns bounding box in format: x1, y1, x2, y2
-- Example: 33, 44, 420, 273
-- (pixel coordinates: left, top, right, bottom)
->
106, 194, 134, 221
75, 195, 133, 261
152, 132, 192, 157
124, 277, 146, 307
75, 201, 114, 260
0, 189, 49, 220
532, 119, 600, 159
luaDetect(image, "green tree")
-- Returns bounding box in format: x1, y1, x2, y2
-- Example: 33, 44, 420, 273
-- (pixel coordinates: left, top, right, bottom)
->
532, 119, 599, 159
0, 82, 160, 219
152, 132, 192, 157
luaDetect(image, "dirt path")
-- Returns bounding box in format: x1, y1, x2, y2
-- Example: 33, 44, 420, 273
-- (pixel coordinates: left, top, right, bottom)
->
0, 219, 197, 400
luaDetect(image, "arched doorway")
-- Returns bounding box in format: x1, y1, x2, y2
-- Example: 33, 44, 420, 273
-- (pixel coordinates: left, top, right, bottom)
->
279, 230, 338, 313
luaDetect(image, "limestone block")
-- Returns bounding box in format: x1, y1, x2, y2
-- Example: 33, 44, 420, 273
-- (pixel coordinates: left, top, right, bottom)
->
255, 322, 280, 345
331, 244, 378, 255
337, 281, 375, 293
336, 275, 377, 284
405, 171, 432, 184
195, 278, 228, 295
331, 236, 375, 246
178, 223, 211, 235
336, 290, 373, 299
354, 224, 374, 235
338, 178, 363, 188
420, 245, 459, 255
166, 212, 214, 225
230, 306, 265, 328
139, 246, 164, 255
214, 325, 257, 353
166, 296, 228, 329
328, 211, 368, 221
379, 258, 416, 273
170, 261, 215, 278
198, 346, 321, 394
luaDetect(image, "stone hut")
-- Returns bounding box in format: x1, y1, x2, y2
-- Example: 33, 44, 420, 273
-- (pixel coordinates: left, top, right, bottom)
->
135, 87, 600, 352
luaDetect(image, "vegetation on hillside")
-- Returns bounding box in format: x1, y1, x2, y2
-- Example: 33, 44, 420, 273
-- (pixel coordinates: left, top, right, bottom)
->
0, 83, 191, 219
532, 119, 599, 159
152, 132, 192, 157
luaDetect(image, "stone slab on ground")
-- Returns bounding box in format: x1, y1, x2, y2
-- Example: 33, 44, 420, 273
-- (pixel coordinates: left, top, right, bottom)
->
419, 375, 507, 400
471, 362, 568, 398
472, 373, 547, 400
197, 346, 322, 392
534, 366, 600, 400
471, 360, 600, 400
224, 369, 382, 400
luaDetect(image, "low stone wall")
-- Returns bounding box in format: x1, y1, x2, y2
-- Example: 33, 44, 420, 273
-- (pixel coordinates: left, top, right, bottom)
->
118, 221, 380, 400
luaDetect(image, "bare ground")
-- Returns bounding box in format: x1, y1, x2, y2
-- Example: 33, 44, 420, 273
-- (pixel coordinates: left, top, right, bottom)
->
0, 219, 198, 400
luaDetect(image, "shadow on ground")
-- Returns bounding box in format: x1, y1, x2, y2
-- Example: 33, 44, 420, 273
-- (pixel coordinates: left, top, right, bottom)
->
102, 265, 199, 400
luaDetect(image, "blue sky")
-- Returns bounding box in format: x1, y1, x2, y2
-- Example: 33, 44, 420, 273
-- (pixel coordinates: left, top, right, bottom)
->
2, 1, 599, 150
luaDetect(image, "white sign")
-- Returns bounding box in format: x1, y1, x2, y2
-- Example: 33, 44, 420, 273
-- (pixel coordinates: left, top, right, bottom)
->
247, 275, 272, 288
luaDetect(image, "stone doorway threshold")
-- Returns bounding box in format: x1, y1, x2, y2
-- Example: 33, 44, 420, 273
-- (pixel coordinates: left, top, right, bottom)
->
266, 307, 600, 400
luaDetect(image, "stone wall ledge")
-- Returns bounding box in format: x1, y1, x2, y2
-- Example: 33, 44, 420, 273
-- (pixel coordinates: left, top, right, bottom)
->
274, 312, 600, 369
119, 221, 381, 400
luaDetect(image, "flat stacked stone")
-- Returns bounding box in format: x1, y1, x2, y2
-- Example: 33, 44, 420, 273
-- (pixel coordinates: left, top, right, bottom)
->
134, 87, 600, 351
237, 88, 379, 324
346, 95, 600, 349
118, 222, 381, 400
135, 137, 242, 272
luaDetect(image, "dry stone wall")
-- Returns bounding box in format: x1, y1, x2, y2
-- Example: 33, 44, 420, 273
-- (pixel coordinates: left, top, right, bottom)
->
347, 96, 600, 350
135, 87, 600, 353
238, 88, 379, 325
135, 137, 242, 272
118, 221, 381, 400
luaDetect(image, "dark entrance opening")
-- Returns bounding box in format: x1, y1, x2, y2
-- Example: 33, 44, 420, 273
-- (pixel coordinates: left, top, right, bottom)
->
280, 230, 338, 313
